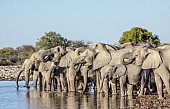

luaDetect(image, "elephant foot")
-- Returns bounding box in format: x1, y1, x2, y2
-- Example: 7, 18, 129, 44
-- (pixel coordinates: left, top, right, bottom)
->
127, 96, 133, 100
120, 94, 127, 97
112, 92, 118, 95
138, 92, 143, 96
138, 94, 142, 97
33, 85, 37, 89
24, 86, 30, 89
46, 88, 51, 91
62, 87, 67, 92
78, 90, 83, 93
69, 90, 76, 92
158, 96, 164, 99
63, 90, 67, 93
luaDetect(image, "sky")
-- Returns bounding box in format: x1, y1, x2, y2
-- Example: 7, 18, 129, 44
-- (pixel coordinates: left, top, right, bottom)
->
0, 0, 170, 49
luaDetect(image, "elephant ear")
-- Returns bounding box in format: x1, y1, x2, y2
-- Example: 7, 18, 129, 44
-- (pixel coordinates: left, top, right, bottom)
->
142, 49, 163, 69
93, 50, 111, 70
58, 51, 74, 67
112, 64, 126, 79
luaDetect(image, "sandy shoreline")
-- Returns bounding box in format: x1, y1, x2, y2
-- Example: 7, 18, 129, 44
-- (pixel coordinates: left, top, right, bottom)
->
0, 65, 24, 81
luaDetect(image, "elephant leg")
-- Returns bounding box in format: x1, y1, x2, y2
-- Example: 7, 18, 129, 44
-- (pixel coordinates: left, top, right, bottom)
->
45, 72, 51, 91
43, 77, 46, 91
102, 78, 109, 96
56, 76, 61, 91
99, 77, 104, 93
82, 66, 88, 93
67, 73, 70, 91
111, 79, 117, 95
60, 73, 67, 91
127, 84, 133, 97
33, 71, 39, 88
24, 69, 30, 89
162, 76, 170, 95
139, 72, 145, 96
119, 76, 126, 97
139, 84, 145, 96
69, 79, 75, 92
96, 71, 101, 93
51, 76, 56, 91
38, 72, 43, 88
154, 72, 164, 99
156, 66, 170, 95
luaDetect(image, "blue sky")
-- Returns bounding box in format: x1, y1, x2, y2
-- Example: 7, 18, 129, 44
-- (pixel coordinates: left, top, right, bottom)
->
0, 0, 170, 48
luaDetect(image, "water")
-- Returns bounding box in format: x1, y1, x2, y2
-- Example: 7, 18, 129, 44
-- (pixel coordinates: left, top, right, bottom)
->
0, 81, 136, 109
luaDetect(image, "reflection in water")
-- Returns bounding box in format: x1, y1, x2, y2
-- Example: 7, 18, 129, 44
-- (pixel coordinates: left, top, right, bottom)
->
25, 90, 136, 109
0, 81, 138, 109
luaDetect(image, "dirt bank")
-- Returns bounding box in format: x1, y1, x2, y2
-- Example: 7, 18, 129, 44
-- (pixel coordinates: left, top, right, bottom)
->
0, 65, 24, 81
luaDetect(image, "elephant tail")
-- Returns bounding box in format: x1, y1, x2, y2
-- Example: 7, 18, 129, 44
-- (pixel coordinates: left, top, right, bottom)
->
16, 69, 24, 88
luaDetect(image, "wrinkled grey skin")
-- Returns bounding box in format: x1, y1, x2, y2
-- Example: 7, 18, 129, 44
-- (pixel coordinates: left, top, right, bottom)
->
103, 64, 152, 97
94, 43, 153, 96
16, 49, 52, 88
75, 42, 134, 94
38, 61, 55, 91
67, 56, 85, 92
16, 46, 65, 90
122, 46, 170, 99
40, 46, 65, 91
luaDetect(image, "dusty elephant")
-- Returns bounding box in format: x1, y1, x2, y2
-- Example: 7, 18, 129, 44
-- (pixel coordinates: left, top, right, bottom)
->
16, 46, 64, 89
121, 45, 170, 99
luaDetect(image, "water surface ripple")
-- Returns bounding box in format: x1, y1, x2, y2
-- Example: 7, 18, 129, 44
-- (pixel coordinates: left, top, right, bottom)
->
0, 81, 136, 109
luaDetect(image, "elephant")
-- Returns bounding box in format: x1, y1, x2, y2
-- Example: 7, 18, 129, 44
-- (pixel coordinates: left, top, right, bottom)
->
16, 46, 65, 89
58, 46, 95, 93
35, 46, 66, 91
77, 42, 153, 96
121, 45, 170, 99
74, 42, 133, 94
16, 49, 52, 88
100, 63, 152, 97
67, 56, 86, 92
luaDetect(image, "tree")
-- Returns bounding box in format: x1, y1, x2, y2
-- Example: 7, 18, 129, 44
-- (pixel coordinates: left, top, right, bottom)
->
16, 45, 35, 64
0, 47, 18, 65
35, 32, 72, 50
119, 27, 160, 47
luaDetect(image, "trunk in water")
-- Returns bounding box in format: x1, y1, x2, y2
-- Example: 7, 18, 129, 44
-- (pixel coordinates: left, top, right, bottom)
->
16, 69, 24, 88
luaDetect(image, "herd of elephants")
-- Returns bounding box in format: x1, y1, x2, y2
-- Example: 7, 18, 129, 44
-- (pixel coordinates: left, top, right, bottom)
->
16, 42, 170, 100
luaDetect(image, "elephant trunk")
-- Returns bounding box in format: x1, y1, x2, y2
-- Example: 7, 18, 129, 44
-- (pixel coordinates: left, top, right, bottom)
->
16, 69, 24, 88
40, 49, 52, 62
75, 47, 86, 57
120, 52, 135, 65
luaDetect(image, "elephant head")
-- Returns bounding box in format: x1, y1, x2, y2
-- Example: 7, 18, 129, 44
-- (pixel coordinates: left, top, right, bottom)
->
99, 64, 126, 93
92, 42, 108, 52
50, 46, 65, 64
108, 64, 127, 79
134, 47, 163, 69
121, 46, 163, 69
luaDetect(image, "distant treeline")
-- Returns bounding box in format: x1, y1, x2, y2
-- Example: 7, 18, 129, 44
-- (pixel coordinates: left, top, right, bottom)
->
0, 32, 92, 65
0, 45, 35, 65
1, 27, 169, 65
